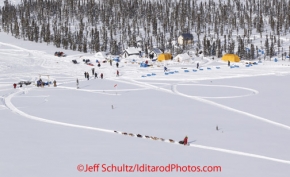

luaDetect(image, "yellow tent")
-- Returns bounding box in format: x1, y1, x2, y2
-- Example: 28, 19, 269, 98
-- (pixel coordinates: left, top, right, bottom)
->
157, 53, 172, 61
222, 54, 240, 62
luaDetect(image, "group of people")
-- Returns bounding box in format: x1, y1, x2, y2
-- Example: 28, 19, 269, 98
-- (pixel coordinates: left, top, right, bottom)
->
84, 71, 104, 80
36, 79, 56, 87
81, 58, 121, 86
109, 60, 119, 67
84, 72, 90, 80
97, 61, 119, 68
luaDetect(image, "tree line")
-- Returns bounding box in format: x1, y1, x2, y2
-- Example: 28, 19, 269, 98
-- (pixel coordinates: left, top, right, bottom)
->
1, 0, 290, 59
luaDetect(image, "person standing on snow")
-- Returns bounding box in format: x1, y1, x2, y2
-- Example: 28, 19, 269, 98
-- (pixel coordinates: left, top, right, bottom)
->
116, 62, 119, 68
92, 68, 95, 75
76, 78, 79, 89
95, 72, 98, 78
110, 59, 112, 66
183, 136, 188, 145
100, 73, 103, 79
116, 70, 119, 77
164, 66, 167, 72
197, 62, 199, 69
87, 73, 90, 80
228, 61, 230, 67
13, 83, 17, 89
84, 72, 87, 79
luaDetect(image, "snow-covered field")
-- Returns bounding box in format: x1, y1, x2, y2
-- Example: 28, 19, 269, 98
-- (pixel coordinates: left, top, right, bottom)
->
1, 32, 290, 177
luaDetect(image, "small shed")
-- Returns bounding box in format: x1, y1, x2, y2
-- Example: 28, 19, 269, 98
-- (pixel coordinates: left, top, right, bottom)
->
178, 33, 193, 45
122, 47, 141, 58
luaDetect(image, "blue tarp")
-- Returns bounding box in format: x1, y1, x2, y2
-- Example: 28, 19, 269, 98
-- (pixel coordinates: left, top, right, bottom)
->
113, 57, 120, 62
140, 63, 148, 67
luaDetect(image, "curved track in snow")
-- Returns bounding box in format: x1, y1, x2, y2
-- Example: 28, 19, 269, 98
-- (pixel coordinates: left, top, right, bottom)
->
176, 83, 259, 99
123, 79, 290, 130
171, 84, 290, 130
3, 89, 290, 165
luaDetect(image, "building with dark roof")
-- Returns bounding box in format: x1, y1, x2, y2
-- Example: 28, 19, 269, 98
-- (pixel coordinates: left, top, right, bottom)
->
178, 33, 193, 45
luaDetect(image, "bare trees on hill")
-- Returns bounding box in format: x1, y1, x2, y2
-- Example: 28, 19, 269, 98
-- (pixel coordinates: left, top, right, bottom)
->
0, 0, 290, 59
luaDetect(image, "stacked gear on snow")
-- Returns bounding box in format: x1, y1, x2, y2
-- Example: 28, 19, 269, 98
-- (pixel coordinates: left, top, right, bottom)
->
54, 51, 66, 57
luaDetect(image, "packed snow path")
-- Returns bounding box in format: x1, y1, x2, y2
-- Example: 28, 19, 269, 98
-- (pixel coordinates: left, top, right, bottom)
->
4, 87, 290, 165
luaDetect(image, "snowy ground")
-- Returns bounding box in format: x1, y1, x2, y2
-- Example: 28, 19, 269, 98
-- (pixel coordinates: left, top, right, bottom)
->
1, 32, 290, 177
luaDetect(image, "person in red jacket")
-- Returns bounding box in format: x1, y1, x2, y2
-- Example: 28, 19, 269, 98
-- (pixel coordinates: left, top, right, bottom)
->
183, 136, 188, 145
13, 83, 17, 89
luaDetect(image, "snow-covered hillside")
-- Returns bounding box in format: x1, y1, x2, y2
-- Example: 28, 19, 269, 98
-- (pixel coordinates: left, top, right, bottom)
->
1, 28, 290, 177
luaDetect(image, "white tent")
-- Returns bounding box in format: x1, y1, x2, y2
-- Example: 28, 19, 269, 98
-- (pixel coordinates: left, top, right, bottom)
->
174, 53, 191, 62
95, 52, 108, 59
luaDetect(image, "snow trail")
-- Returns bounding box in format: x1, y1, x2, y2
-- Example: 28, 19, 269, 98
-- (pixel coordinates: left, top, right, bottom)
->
123, 79, 290, 130
172, 84, 290, 130
177, 83, 259, 99
3, 89, 290, 165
